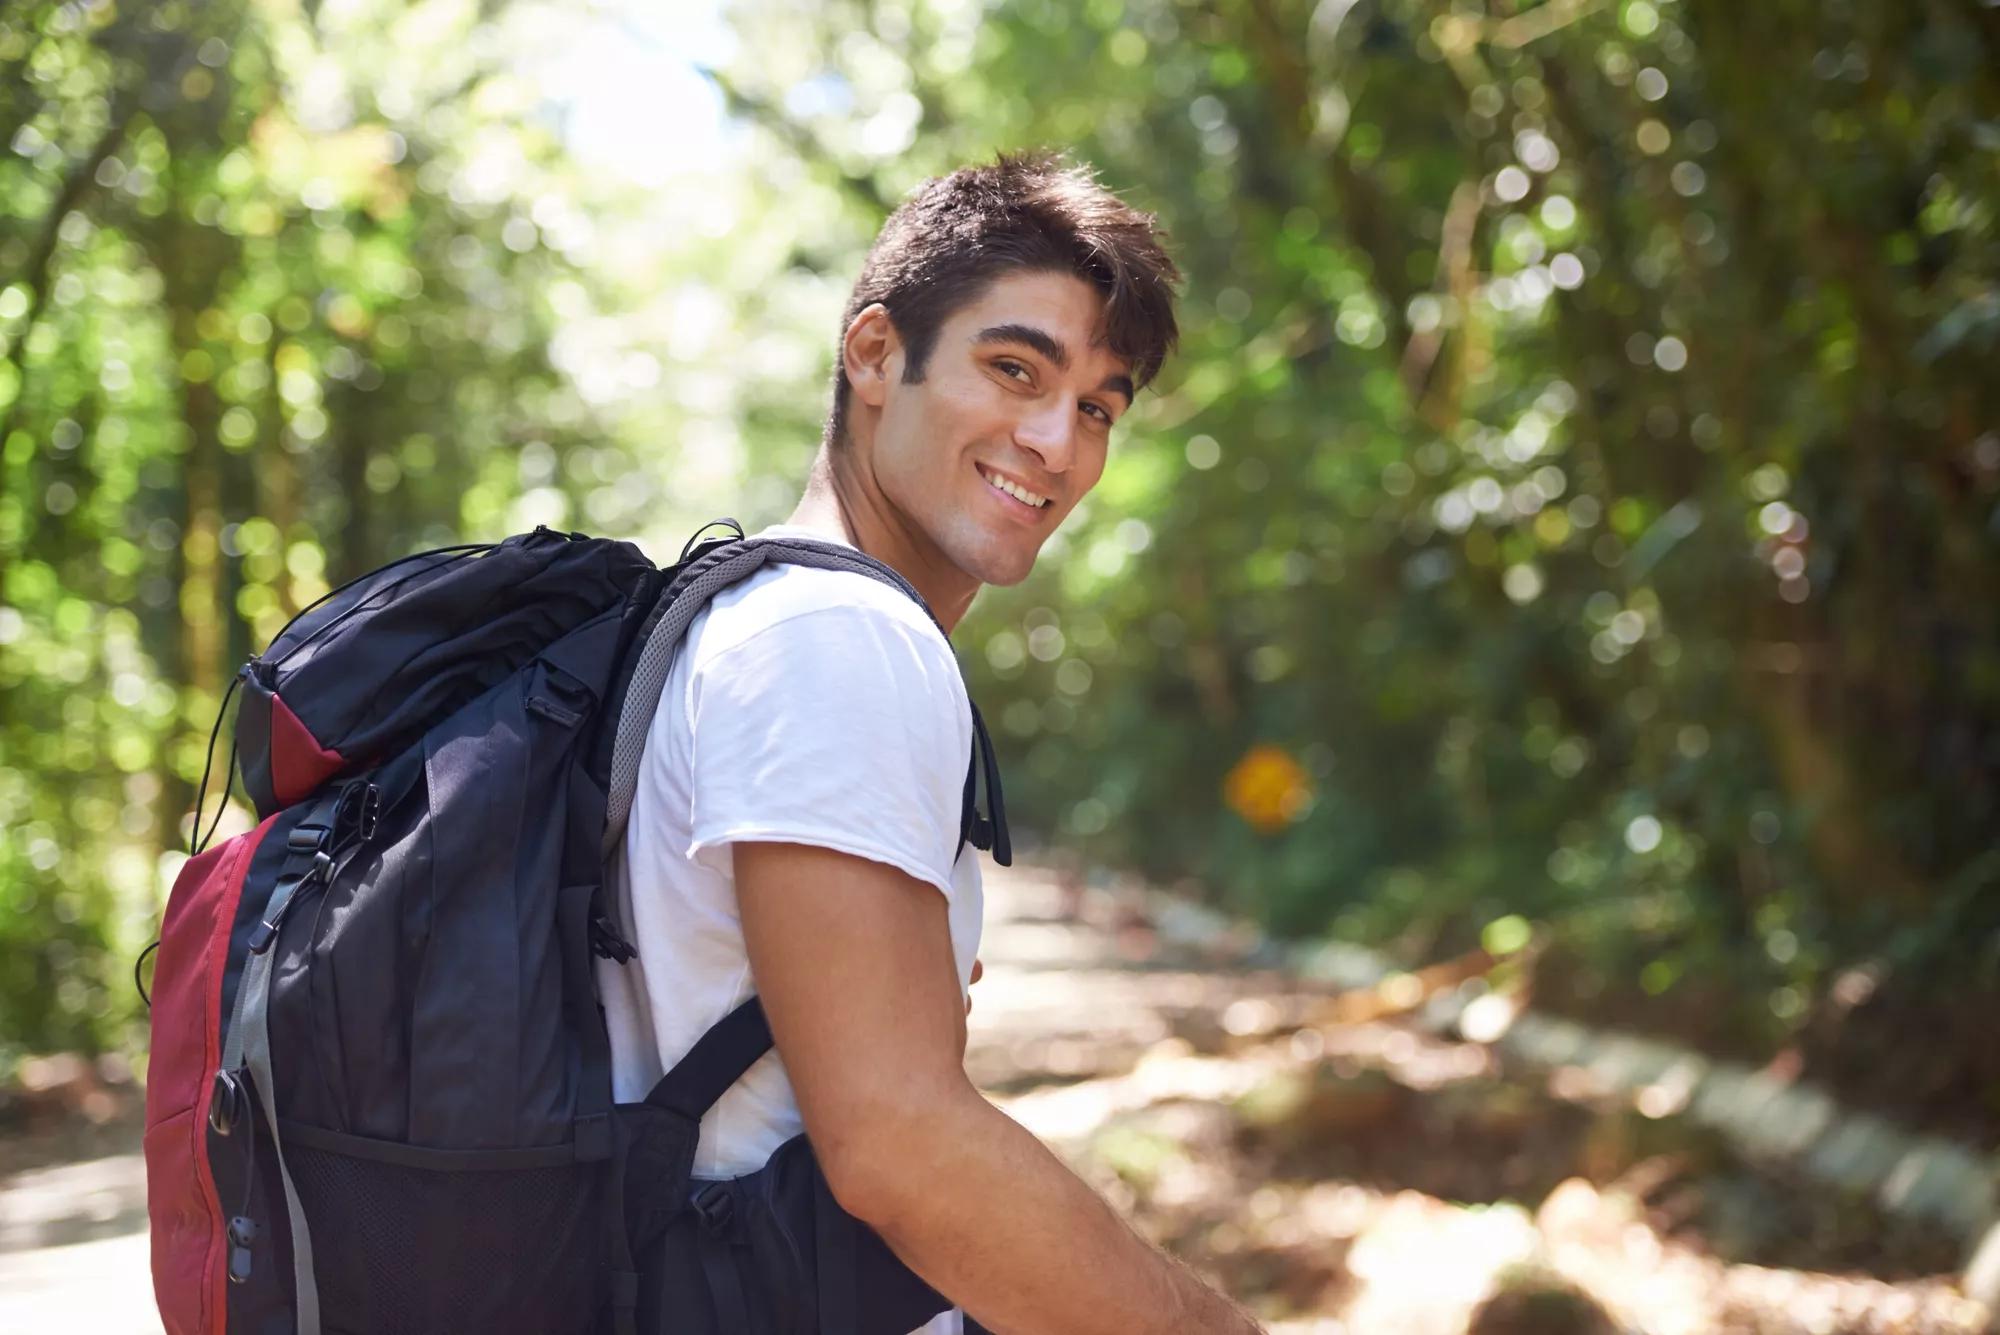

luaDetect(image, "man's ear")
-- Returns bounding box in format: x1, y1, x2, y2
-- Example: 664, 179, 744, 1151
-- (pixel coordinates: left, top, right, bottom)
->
843, 303, 900, 409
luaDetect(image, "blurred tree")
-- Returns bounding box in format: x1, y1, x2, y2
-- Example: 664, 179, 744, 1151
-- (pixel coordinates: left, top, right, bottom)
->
3, 0, 1996, 1139
713, 0, 2000, 1116
0, 0, 609, 1056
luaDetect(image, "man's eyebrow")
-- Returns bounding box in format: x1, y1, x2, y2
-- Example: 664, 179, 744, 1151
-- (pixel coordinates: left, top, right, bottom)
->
973, 323, 1135, 407
974, 323, 1071, 369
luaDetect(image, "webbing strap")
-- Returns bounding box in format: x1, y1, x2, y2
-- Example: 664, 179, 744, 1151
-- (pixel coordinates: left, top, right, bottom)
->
695, 1217, 753, 1334
556, 881, 613, 1161
217, 791, 340, 1074
604, 1114, 640, 1335
243, 978, 320, 1335
960, 700, 1012, 866
642, 996, 775, 1122
224, 790, 340, 1335
607, 1268, 639, 1335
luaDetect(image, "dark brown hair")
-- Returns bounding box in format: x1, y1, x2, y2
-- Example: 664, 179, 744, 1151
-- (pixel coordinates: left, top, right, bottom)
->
823, 150, 1182, 451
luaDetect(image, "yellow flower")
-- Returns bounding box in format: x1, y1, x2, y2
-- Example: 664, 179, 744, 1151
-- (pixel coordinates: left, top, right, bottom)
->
1223, 743, 1313, 834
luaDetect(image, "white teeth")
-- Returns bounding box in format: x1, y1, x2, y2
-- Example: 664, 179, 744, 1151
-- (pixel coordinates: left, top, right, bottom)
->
981, 466, 1048, 508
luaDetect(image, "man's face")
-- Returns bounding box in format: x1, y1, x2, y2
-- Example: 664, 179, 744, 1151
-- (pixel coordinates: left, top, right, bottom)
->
854, 269, 1135, 588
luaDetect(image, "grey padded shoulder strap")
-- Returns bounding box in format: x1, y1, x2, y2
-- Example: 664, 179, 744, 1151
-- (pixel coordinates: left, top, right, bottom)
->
600, 537, 938, 861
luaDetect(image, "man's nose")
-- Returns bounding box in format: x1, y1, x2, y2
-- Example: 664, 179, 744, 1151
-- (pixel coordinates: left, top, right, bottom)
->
1013, 397, 1077, 473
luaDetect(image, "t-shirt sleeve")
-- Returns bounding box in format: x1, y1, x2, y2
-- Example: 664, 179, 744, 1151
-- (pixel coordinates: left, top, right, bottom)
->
683, 602, 971, 899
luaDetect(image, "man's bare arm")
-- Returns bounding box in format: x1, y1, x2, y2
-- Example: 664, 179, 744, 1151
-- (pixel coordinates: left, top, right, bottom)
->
735, 841, 1261, 1335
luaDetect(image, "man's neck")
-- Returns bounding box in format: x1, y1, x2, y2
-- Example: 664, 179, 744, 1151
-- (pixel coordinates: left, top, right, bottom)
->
787, 449, 978, 634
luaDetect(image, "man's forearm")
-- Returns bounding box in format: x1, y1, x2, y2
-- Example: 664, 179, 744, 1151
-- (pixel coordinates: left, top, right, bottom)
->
828, 1086, 1261, 1335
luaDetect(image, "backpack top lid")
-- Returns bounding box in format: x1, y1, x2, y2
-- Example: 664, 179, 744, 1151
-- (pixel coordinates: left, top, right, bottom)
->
233, 527, 657, 818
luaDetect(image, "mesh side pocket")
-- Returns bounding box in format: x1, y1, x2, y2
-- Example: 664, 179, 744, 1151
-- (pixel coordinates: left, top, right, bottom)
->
286, 1140, 605, 1335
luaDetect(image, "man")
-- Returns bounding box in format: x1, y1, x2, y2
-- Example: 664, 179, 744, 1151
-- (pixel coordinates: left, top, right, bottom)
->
599, 152, 1261, 1335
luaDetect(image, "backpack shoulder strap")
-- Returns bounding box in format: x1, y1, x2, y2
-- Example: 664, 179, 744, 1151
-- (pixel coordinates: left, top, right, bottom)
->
600, 536, 933, 862
600, 533, 1011, 959
961, 700, 1011, 866
641, 995, 774, 1121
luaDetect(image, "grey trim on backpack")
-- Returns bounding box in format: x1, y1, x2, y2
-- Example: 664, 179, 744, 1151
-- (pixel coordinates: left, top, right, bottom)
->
221, 853, 326, 1335
600, 537, 935, 878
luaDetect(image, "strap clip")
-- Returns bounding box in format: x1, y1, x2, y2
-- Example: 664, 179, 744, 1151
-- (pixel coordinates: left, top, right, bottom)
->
692, 1182, 736, 1234
208, 1068, 246, 1136
287, 824, 329, 853
590, 913, 637, 964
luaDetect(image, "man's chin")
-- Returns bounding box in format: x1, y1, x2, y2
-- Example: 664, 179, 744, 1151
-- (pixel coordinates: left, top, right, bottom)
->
949, 534, 1041, 588
976, 557, 1037, 588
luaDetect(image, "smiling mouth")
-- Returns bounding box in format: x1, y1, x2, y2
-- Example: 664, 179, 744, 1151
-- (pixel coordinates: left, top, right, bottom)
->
978, 463, 1052, 510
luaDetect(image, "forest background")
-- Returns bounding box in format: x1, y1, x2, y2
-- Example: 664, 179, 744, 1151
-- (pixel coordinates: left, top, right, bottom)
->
1, 0, 1996, 1150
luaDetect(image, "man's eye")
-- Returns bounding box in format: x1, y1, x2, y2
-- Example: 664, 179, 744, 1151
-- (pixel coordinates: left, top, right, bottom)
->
1083, 403, 1113, 425
996, 360, 1030, 381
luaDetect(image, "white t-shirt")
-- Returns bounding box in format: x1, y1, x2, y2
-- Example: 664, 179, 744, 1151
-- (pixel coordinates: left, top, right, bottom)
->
598, 525, 982, 1335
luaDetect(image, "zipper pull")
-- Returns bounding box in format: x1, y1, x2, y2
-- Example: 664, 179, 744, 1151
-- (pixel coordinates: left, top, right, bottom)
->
247, 851, 334, 954
227, 1214, 258, 1284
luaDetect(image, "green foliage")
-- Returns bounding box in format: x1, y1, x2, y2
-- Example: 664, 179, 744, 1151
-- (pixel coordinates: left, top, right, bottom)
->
716, 0, 2000, 1042
2, 0, 1996, 1061
0, 0, 622, 1055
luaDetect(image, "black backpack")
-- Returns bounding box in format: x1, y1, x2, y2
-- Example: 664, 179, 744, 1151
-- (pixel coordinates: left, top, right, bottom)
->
142, 523, 1011, 1335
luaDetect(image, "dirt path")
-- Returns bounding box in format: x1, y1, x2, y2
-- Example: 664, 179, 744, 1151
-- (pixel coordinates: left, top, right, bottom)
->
965, 866, 1996, 1334
3, 861, 1993, 1333
0, 1150, 160, 1331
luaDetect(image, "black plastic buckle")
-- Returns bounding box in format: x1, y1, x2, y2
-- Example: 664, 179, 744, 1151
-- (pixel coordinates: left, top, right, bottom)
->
208, 1068, 246, 1136
590, 913, 637, 964
691, 1183, 735, 1233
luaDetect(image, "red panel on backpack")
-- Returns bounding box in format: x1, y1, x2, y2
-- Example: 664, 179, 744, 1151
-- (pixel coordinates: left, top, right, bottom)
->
144, 816, 277, 1335
268, 692, 343, 808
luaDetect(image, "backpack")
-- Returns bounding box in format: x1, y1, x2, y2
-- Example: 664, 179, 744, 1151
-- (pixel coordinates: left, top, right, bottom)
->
141, 523, 1012, 1335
